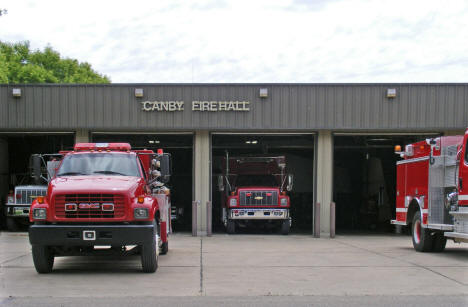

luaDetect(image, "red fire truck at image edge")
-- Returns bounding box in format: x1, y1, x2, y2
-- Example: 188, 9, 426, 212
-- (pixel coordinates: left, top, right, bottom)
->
28, 143, 172, 273
391, 129, 468, 251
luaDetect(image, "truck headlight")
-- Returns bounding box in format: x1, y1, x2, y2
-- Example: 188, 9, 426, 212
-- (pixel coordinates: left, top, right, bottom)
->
280, 198, 288, 206
134, 208, 149, 219
229, 198, 237, 207
33, 208, 47, 220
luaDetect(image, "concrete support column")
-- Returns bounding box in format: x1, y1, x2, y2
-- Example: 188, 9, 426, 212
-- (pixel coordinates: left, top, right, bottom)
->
194, 130, 210, 235
75, 130, 89, 143
315, 131, 333, 235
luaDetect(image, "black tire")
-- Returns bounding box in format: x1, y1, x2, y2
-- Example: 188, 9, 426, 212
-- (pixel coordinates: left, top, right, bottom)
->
31, 245, 54, 273
226, 220, 235, 234
160, 242, 169, 255
432, 232, 447, 252
6, 218, 19, 232
280, 219, 290, 235
411, 212, 433, 252
141, 233, 158, 273
157, 219, 169, 255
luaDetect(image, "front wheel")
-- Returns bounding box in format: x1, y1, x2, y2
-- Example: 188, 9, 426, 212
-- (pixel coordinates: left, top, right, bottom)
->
6, 218, 19, 232
156, 219, 168, 255
32, 245, 54, 273
141, 227, 158, 273
226, 220, 235, 234
411, 212, 433, 252
280, 220, 290, 235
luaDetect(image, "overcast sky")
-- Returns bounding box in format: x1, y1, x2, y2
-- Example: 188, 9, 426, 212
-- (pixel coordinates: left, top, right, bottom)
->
1, 0, 467, 83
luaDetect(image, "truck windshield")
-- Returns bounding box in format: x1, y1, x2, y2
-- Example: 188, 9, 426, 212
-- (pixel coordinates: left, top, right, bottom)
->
235, 175, 278, 187
57, 153, 140, 177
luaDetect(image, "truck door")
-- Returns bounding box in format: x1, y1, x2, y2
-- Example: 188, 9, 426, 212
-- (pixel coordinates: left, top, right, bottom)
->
459, 130, 468, 207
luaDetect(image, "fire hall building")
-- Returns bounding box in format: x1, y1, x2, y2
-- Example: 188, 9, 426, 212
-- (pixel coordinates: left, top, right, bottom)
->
1, 83, 467, 234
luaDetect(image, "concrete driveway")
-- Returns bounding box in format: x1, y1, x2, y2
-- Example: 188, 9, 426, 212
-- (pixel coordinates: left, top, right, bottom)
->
0, 231, 467, 305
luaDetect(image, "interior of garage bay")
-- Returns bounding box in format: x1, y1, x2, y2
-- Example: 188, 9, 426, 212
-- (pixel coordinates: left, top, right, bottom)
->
211, 133, 315, 233
91, 133, 194, 231
333, 133, 440, 233
0, 133, 76, 228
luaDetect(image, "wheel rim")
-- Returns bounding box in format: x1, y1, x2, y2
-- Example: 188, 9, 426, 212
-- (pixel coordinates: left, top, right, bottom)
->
413, 220, 421, 244
155, 221, 162, 248
155, 233, 160, 256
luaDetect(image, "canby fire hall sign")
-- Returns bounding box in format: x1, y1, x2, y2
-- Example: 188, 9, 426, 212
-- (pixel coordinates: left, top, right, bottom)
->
141, 101, 250, 112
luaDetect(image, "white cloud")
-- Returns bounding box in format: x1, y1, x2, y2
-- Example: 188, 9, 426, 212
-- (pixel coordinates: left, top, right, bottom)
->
1, 0, 467, 82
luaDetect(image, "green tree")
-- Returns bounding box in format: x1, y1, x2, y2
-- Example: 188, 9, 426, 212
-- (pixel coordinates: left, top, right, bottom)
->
0, 41, 110, 83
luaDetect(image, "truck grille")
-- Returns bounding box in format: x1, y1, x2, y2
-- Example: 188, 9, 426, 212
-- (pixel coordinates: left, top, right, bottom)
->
239, 191, 278, 206
55, 194, 125, 218
15, 186, 47, 205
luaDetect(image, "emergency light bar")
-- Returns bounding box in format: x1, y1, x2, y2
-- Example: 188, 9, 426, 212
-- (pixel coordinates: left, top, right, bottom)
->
74, 143, 132, 151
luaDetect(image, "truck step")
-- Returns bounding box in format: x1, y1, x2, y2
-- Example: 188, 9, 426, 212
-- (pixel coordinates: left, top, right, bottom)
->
444, 232, 468, 243
427, 224, 454, 231
450, 211, 468, 216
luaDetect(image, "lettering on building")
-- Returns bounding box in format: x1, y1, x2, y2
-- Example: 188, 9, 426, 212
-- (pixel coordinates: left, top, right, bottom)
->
192, 101, 250, 112
141, 100, 250, 112
141, 101, 185, 112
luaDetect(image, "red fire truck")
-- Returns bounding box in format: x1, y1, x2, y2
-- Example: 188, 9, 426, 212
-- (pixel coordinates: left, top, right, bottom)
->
218, 154, 293, 235
28, 143, 171, 273
391, 130, 468, 251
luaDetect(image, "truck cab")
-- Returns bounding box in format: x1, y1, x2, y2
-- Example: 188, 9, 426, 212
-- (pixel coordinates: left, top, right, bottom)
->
28, 143, 171, 273
218, 155, 293, 234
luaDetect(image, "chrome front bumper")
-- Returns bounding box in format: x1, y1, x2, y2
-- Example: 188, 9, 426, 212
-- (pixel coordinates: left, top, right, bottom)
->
229, 208, 289, 220
5, 205, 30, 217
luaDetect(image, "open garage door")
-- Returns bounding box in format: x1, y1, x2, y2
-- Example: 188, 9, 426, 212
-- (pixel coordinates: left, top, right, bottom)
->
0, 133, 75, 229
212, 133, 315, 233
333, 133, 440, 233
92, 133, 193, 232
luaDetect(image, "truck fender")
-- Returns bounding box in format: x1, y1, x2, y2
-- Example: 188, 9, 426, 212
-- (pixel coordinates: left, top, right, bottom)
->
406, 197, 425, 227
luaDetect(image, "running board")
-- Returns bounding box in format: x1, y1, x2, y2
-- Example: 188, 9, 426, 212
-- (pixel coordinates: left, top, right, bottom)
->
450, 211, 468, 216
427, 224, 454, 231
444, 232, 468, 243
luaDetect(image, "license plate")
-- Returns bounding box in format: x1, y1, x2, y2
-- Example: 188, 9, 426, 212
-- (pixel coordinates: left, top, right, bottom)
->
83, 230, 96, 240
14, 208, 28, 215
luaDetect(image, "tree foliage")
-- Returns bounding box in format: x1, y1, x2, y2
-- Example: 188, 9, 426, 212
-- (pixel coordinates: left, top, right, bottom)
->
0, 41, 110, 84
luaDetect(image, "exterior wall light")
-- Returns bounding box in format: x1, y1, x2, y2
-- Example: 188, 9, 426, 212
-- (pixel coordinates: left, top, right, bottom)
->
259, 88, 268, 98
12, 88, 21, 98
135, 88, 144, 98
386, 88, 396, 98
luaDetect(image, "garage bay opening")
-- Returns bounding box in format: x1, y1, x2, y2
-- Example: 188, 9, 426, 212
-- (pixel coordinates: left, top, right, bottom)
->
0, 133, 75, 230
212, 133, 315, 234
92, 133, 193, 232
333, 134, 439, 233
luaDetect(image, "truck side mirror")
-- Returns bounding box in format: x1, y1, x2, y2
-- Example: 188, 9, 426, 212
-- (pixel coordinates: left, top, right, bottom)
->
218, 175, 225, 192
32, 154, 42, 184
47, 160, 61, 180
159, 153, 172, 183
286, 174, 294, 192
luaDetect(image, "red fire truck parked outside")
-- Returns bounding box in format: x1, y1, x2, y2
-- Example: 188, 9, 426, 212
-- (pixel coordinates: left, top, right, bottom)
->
218, 154, 293, 235
28, 143, 172, 273
392, 129, 468, 251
